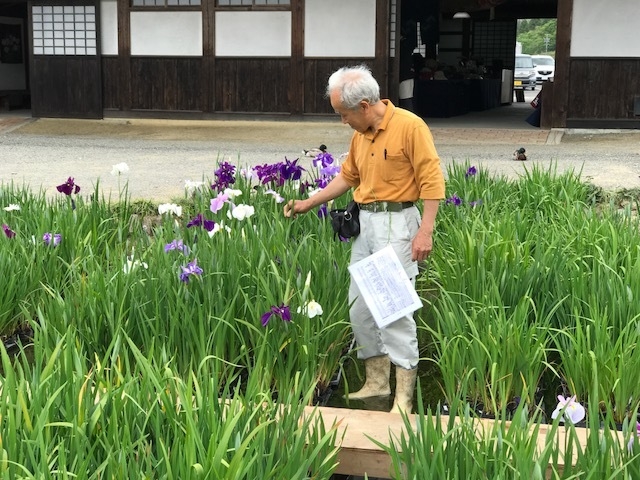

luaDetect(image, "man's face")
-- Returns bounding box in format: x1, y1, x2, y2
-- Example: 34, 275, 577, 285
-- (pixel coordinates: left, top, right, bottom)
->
330, 90, 370, 133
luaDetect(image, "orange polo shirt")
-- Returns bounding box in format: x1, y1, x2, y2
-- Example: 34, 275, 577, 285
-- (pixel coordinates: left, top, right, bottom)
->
339, 100, 445, 204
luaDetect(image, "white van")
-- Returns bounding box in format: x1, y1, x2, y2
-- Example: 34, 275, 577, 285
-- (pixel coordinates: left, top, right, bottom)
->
514, 54, 537, 91
532, 55, 555, 84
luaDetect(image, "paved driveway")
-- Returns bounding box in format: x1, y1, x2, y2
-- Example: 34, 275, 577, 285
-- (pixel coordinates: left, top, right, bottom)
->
1, 113, 640, 202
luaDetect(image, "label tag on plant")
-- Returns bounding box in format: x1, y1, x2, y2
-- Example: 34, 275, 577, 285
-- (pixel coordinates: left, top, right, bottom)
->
348, 245, 423, 328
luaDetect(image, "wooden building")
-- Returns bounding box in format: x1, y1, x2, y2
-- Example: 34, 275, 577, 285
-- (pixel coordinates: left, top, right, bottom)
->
0, 0, 638, 129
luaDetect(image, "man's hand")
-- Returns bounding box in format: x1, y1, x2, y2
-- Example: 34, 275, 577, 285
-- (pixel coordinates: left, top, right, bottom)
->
283, 175, 351, 218
412, 199, 439, 262
283, 198, 311, 218
411, 228, 433, 262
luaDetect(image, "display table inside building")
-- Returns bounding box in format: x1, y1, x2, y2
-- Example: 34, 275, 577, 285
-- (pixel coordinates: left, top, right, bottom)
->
414, 79, 502, 118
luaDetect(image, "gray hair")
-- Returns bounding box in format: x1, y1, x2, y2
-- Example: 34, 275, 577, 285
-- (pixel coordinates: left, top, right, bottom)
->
326, 65, 381, 109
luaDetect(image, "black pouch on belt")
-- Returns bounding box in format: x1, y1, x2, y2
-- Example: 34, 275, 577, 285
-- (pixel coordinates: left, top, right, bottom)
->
328, 200, 360, 240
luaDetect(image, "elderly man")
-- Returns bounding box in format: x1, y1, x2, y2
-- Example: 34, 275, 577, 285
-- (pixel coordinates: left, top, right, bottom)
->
284, 65, 445, 413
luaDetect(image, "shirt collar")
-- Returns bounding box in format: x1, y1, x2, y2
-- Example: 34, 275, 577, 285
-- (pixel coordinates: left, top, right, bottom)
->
378, 99, 395, 131
364, 99, 395, 140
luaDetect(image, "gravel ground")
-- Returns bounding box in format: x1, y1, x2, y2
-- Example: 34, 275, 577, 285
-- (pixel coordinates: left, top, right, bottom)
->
2, 116, 640, 202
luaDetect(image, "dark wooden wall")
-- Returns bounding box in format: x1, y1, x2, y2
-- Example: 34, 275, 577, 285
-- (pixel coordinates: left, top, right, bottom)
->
102, 57, 119, 110
102, 57, 383, 115
104, 57, 203, 112
215, 58, 290, 113
566, 58, 640, 127
32, 56, 102, 118
130, 58, 203, 111
303, 59, 377, 114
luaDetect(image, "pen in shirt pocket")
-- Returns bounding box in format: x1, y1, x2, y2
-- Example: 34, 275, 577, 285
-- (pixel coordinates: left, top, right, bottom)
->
384, 149, 387, 159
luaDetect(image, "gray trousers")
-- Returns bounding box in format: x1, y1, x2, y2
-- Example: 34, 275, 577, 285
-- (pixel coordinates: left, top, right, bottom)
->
348, 207, 421, 370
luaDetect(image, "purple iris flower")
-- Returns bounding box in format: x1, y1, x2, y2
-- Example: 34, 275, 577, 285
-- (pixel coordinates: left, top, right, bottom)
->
43, 232, 62, 246
164, 239, 190, 254
261, 303, 291, 327
203, 219, 216, 231
465, 166, 477, 177
179, 259, 204, 283
315, 177, 330, 189
313, 152, 334, 168
254, 159, 306, 186
298, 181, 315, 195
254, 163, 281, 185
317, 204, 328, 219
470, 199, 483, 207
211, 161, 236, 192
187, 213, 216, 232
446, 194, 463, 206
2, 224, 15, 238
187, 213, 204, 228
280, 158, 305, 182
320, 164, 341, 177
56, 177, 81, 196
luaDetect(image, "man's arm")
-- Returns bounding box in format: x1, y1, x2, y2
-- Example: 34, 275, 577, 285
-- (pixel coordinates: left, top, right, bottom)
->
284, 175, 352, 217
411, 199, 439, 262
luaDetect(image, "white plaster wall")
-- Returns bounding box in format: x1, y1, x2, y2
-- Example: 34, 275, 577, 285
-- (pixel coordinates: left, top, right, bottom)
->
571, 0, 640, 57
100, 0, 118, 55
304, 0, 375, 57
131, 11, 202, 56
215, 11, 291, 57
0, 16, 26, 90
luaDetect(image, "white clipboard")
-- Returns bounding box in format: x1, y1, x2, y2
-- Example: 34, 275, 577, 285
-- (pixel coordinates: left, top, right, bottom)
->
348, 245, 423, 328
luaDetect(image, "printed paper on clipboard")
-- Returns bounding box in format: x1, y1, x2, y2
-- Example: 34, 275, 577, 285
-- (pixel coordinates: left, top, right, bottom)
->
348, 245, 423, 328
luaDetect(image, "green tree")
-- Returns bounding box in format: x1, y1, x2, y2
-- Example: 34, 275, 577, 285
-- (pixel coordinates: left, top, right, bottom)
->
517, 19, 556, 56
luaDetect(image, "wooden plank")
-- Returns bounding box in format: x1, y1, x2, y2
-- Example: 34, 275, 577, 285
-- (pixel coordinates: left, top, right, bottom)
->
117, 0, 131, 111
290, 0, 304, 115
202, 0, 215, 112
567, 58, 640, 121
551, 0, 572, 128
129, 58, 203, 111
374, 0, 389, 97
304, 406, 406, 478
540, 81, 553, 129
304, 405, 625, 480
214, 58, 290, 113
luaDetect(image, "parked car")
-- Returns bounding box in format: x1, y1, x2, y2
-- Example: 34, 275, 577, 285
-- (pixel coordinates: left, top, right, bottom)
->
532, 55, 555, 84
514, 54, 537, 91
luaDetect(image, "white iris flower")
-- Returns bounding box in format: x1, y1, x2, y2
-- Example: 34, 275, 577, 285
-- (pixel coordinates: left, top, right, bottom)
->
158, 203, 183, 217
231, 204, 255, 220
110, 162, 130, 176
297, 300, 324, 319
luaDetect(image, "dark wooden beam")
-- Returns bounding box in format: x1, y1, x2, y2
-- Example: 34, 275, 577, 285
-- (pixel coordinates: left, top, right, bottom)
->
202, 0, 214, 112
443, 0, 558, 19
552, 0, 571, 127
389, 0, 400, 103
375, 0, 390, 96
491, 4, 558, 19
290, 0, 304, 115
441, 0, 509, 13
117, 0, 131, 111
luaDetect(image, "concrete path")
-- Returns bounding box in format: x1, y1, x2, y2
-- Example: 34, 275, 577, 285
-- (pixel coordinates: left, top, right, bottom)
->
1, 112, 640, 202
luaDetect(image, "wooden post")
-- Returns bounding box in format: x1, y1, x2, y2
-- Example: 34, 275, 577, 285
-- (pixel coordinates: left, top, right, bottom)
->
551, 0, 573, 128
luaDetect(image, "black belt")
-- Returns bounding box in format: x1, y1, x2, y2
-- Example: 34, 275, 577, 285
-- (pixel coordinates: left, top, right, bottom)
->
358, 201, 414, 213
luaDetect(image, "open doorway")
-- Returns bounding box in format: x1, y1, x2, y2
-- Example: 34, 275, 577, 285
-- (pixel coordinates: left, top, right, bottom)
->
0, 0, 31, 114
398, 0, 558, 129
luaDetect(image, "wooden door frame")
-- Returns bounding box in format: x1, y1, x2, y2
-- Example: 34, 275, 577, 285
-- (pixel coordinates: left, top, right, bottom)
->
28, 0, 103, 118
